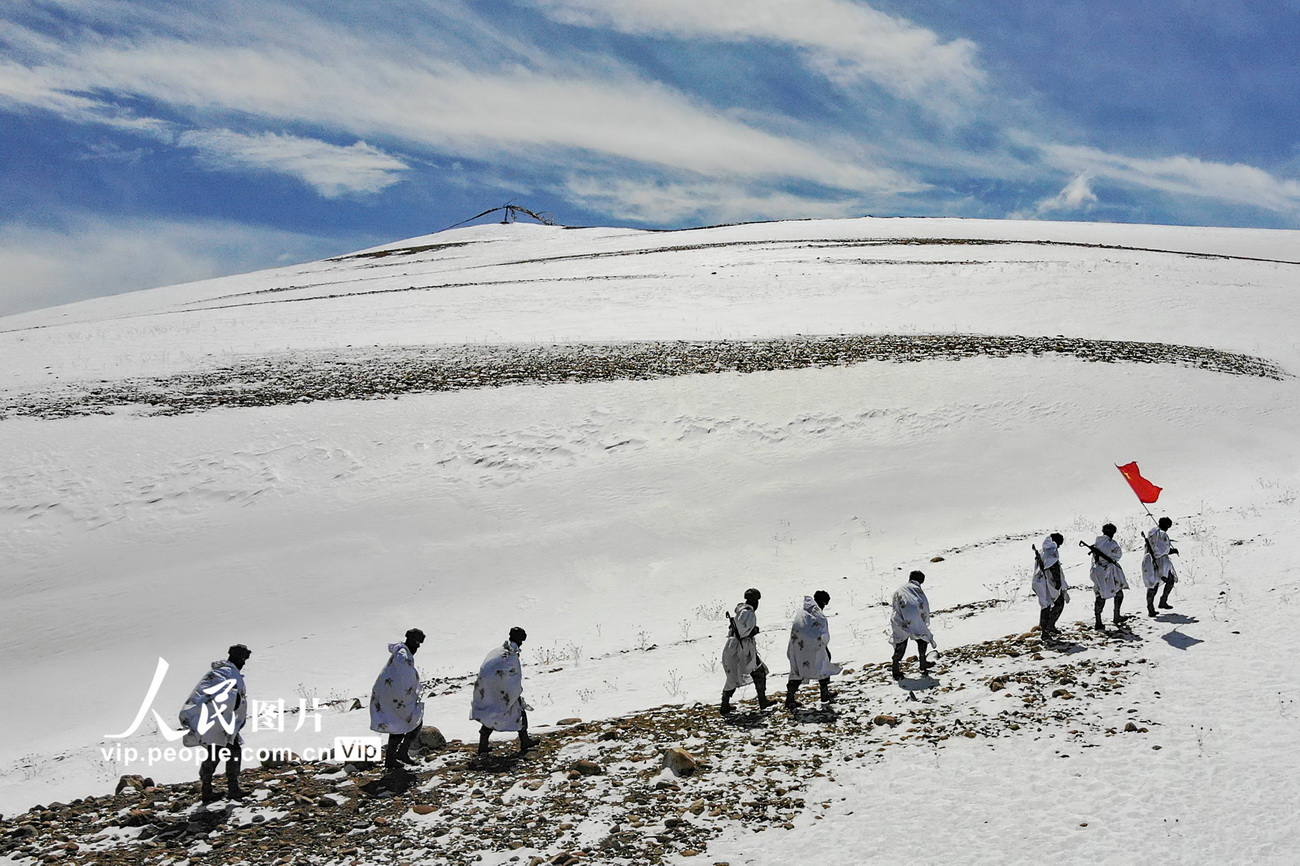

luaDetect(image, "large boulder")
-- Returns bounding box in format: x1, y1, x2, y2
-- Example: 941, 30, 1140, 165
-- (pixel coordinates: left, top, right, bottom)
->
662, 747, 700, 777
417, 726, 447, 751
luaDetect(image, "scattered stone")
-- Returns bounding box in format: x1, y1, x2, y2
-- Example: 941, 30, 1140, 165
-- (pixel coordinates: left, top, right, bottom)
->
418, 727, 448, 751
571, 760, 603, 776
6, 334, 1280, 420
556, 718, 583, 726
662, 748, 701, 777
261, 751, 301, 770
122, 809, 155, 828
113, 775, 156, 795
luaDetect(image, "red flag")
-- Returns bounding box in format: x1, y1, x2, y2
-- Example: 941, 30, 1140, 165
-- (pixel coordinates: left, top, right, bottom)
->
1116, 462, 1162, 504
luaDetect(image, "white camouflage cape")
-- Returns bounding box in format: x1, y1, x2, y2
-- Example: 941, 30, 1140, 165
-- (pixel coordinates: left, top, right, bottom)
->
1141, 527, 1177, 588
471, 640, 529, 732
1032, 535, 1071, 608
369, 643, 424, 735
178, 659, 247, 748
890, 580, 937, 648
786, 597, 840, 682
1088, 535, 1129, 599
721, 602, 761, 691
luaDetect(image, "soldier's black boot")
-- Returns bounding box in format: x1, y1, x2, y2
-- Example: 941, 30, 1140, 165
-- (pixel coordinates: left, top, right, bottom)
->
1113, 590, 1127, 625
224, 745, 245, 800
199, 763, 218, 804
384, 734, 403, 769
198, 744, 222, 802
917, 641, 934, 674
477, 727, 492, 757
226, 775, 246, 801
517, 729, 534, 756
818, 678, 834, 703
1158, 580, 1174, 610
785, 680, 800, 710
891, 641, 906, 680
752, 670, 776, 709
396, 727, 420, 765
890, 660, 903, 680
1146, 587, 1158, 617
720, 689, 735, 716
1094, 596, 1106, 630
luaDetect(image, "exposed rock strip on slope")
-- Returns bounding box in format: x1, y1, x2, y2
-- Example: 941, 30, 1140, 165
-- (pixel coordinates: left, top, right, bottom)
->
0, 334, 1285, 420
0, 622, 1157, 865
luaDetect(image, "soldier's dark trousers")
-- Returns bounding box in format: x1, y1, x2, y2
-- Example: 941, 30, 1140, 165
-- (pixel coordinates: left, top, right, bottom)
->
478, 711, 531, 755
200, 743, 241, 798
1147, 579, 1174, 615
386, 724, 421, 768
1040, 595, 1065, 634
1095, 590, 1125, 624
891, 639, 931, 678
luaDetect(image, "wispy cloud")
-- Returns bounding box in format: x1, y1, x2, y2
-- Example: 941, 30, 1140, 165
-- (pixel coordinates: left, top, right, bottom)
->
526, 0, 983, 109
0, 14, 913, 193
178, 130, 409, 197
564, 175, 869, 224
69, 40, 908, 191
1041, 143, 1300, 215
0, 217, 340, 316
1036, 173, 1098, 214
0, 57, 172, 137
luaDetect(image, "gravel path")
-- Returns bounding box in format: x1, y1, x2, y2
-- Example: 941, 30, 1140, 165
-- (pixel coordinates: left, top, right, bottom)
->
0, 621, 1154, 865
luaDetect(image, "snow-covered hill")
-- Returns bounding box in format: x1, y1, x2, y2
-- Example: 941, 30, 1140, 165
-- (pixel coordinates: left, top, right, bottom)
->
1, 217, 1298, 864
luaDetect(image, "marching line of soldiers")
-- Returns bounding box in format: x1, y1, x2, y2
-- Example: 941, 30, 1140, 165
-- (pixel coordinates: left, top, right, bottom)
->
1035, 515, 1181, 643
720, 515, 1181, 714
178, 627, 534, 802
719, 573, 936, 717
178, 516, 1181, 800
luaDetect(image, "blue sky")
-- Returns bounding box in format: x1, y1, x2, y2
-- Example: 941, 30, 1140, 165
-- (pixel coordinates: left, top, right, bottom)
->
2, 0, 1298, 314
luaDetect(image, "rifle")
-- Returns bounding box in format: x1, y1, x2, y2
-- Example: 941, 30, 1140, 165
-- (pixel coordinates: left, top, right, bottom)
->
1142, 529, 1178, 581
1079, 539, 1119, 567
725, 610, 758, 640
1033, 544, 1064, 593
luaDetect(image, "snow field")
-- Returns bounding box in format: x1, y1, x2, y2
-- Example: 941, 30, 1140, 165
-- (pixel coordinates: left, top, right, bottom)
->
2, 216, 1299, 863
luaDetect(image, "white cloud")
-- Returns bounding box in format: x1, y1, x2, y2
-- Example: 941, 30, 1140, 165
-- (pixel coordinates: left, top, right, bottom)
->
1036, 173, 1098, 214
178, 129, 409, 197
1041, 143, 1300, 215
0, 218, 340, 317
565, 175, 869, 224
526, 0, 984, 109
0, 23, 914, 194
0, 58, 172, 137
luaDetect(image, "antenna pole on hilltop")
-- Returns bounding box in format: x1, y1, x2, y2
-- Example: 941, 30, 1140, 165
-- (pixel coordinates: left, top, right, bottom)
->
443, 202, 556, 231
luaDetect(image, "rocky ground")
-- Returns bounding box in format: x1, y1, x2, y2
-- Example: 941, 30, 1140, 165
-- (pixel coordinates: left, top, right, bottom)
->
0, 617, 1162, 866
0, 334, 1285, 420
